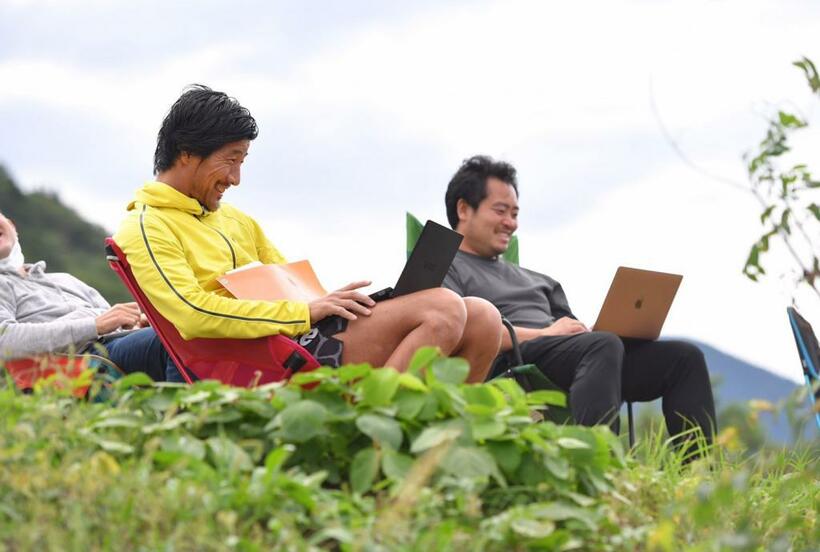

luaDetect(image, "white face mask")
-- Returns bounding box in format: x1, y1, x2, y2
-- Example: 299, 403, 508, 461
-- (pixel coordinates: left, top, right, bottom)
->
0, 239, 25, 272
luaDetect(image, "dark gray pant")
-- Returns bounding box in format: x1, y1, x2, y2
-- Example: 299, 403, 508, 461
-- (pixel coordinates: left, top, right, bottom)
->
493, 331, 717, 443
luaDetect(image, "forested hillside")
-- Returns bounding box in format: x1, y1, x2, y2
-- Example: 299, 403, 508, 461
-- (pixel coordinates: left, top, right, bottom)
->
0, 165, 128, 303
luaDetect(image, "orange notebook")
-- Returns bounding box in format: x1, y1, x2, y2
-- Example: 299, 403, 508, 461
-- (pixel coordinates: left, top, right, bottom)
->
217, 260, 327, 302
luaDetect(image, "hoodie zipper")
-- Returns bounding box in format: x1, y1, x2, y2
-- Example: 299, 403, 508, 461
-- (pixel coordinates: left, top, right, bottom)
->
196, 216, 237, 270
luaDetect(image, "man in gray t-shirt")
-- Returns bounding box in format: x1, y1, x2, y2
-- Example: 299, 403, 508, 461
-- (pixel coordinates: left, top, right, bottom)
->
442, 156, 716, 450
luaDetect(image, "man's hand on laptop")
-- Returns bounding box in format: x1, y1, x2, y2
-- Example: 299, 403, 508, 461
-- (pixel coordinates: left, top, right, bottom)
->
95, 302, 142, 335
309, 280, 376, 322
543, 316, 589, 337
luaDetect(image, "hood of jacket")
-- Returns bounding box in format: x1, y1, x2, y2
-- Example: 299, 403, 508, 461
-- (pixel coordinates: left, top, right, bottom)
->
127, 181, 210, 217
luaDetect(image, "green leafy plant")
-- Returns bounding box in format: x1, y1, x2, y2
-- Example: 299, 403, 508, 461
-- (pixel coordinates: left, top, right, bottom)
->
0, 348, 633, 549
743, 57, 820, 301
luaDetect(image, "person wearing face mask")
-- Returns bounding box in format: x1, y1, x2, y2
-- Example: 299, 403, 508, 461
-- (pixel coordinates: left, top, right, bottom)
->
0, 211, 177, 381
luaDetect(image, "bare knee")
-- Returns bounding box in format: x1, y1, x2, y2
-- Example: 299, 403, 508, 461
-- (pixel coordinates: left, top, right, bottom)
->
418, 288, 467, 349
463, 297, 502, 339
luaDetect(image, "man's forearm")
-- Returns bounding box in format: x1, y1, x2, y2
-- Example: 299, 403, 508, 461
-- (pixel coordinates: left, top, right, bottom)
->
0, 318, 98, 358
501, 325, 545, 352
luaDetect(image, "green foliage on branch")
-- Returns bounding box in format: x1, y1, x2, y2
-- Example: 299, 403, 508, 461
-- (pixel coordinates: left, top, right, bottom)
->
743, 57, 820, 297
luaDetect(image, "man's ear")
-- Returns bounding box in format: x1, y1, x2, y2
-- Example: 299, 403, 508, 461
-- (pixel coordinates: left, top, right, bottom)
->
456, 198, 473, 224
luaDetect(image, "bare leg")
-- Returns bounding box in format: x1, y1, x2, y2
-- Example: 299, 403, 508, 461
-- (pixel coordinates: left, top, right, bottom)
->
336, 288, 467, 371
452, 297, 503, 383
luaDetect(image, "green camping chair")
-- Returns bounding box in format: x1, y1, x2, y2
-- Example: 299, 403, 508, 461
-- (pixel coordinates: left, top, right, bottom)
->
406, 212, 636, 445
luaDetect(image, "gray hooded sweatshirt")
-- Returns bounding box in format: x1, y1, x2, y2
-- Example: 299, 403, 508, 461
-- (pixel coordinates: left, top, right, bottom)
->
0, 261, 109, 358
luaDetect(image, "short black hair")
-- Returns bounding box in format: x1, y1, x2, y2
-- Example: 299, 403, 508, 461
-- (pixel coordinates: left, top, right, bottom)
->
445, 155, 518, 229
154, 84, 259, 174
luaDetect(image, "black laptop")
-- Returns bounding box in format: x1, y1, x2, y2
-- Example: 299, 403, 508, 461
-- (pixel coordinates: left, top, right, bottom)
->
369, 220, 463, 301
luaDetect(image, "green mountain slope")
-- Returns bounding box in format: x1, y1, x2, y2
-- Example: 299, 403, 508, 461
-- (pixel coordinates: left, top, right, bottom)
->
0, 164, 129, 303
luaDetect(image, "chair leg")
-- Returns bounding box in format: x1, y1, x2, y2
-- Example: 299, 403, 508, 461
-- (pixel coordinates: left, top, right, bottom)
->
627, 401, 635, 448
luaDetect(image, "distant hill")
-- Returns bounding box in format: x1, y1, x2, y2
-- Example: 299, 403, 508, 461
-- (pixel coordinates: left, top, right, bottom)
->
0, 164, 129, 303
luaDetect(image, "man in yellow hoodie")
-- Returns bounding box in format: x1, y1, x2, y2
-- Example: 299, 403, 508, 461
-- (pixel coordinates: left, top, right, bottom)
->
116, 85, 502, 382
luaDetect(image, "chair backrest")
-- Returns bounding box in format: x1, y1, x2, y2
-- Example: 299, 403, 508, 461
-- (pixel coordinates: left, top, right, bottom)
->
4, 355, 91, 397
105, 238, 319, 387
406, 212, 519, 264
786, 307, 820, 430
786, 307, 820, 428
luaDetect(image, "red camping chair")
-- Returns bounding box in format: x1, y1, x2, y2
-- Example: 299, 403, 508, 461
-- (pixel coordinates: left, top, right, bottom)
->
105, 238, 320, 387
3, 354, 121, 398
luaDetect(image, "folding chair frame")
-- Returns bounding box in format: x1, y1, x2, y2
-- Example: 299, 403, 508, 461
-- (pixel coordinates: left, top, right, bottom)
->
105, 238, 320, 387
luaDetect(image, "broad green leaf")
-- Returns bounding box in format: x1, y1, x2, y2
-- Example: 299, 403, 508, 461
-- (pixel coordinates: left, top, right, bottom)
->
114, 372, 155, 389
471, 418, 506, 441
530, 503, 598, 531
408, 346, 441, 377
206, 437, 253, 472
278, 400, 327, 442
490, 377, 527, 403
778, 110, 807, 128
141, 413, 197, 434
290, 371, 329, 385
337, 363, 371, 383
90, 414, 143, 430
264, 445, 294, 473
526, 390, 567, 408
204, 409, 243, 424
161, 434, 206, 460
360, 368, 401, 407
486, 440, 522, 474
760, 204, 776, 223
440, 446, 500, 481
310, 390, 355, 419
270, 387, 302, 410
393, 389, 427, 420
556, 437, 590, 449
510, 518, 555, 539
96, 439, 135, 454
381, 449, 414, 480
397, 373, 428, 392
350, 447, 379, 494
544, 456, 570, 480
143, 390, 175, 412
417, 393, 440, 421
410, 424, 461, 453
235, 398, 277, 418
464, 403, 497, 417
462, 385, 506, 409
180, 390, 211, 404
355, 413, 403, 450
430, 357, 469, 385
516, 453, 543, 486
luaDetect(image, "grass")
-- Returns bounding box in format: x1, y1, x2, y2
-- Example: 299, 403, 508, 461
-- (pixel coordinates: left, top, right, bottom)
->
0, 354, 817, 551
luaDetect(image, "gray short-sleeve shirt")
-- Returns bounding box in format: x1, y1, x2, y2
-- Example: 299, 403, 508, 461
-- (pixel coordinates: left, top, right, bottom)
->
443, 250, 574, 329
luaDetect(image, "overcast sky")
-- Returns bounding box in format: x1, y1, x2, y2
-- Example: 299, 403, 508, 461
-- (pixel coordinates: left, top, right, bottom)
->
1, 0, 819, 383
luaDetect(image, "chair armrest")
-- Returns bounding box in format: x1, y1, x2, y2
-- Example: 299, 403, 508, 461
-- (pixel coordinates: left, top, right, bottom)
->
501, 317, 523, 366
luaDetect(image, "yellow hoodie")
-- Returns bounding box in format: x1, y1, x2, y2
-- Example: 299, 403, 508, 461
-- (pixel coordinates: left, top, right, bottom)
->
114, 182, 311, 340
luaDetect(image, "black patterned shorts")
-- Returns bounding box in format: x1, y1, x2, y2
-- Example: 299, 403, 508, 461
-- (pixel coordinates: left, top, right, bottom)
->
294, 315, 348, 368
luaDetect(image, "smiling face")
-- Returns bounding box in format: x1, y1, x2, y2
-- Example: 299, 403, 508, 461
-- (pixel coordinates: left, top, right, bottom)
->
186, 139, 250, 211
456, 177, 519, 258
0, 213, 18, 260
